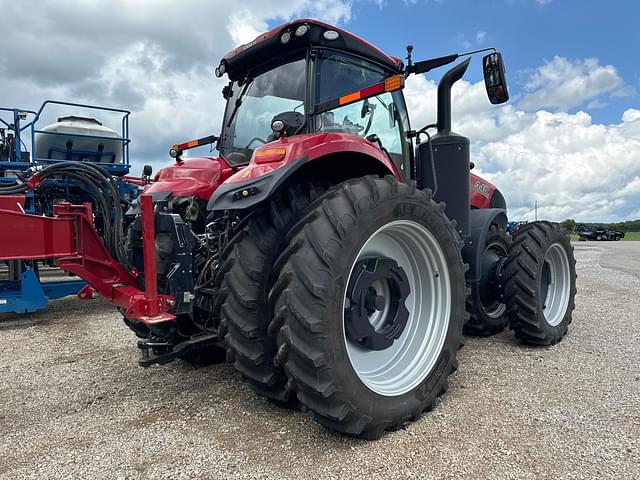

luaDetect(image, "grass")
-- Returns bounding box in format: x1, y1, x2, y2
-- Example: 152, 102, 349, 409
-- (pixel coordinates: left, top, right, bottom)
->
570, 231, 640, 241
623, 231, 640, 241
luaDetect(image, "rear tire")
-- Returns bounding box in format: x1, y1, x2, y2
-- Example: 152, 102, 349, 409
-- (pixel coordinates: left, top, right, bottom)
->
218, 184, 326, 404
503, 221, 576, 345
464, 224, 511, 337
270, 177, 466, 439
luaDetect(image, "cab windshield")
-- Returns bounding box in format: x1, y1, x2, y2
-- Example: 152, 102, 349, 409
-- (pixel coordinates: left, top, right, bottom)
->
220, 57, 307, 165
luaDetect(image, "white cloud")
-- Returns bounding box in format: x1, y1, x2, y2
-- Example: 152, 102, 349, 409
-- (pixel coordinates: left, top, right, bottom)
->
0, 0, 352, 168
622, 109, 640, 123
1, 4, 637, 222
476, 31, 486, 44
519, 56, 633, 111
405, 68, 640, 222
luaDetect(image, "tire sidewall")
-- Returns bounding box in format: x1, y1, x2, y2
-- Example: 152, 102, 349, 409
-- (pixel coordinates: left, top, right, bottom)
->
535, 232, 576, 335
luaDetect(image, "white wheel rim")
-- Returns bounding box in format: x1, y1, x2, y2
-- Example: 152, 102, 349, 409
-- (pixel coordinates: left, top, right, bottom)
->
342, 220, 452, 397
542, 243, 571, 327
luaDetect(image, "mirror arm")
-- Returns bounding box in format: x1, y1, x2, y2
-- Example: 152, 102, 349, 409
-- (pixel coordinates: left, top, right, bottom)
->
407, 47, 497, 76
458, 46, 497, 57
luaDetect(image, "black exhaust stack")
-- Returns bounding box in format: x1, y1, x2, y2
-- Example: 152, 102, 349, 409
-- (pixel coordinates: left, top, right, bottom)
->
437, 58, 470, 133
416, 58, 471, 237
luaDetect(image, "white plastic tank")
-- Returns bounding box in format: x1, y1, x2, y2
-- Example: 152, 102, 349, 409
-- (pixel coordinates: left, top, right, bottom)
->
35, 116, 122, 163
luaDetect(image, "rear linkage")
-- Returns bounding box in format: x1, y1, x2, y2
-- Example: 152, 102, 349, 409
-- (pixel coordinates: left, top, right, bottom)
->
0, 163, 188, 357
0, 160, 241, 366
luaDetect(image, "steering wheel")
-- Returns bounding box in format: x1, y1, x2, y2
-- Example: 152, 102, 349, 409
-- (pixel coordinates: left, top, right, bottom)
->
243, 137, 267, 149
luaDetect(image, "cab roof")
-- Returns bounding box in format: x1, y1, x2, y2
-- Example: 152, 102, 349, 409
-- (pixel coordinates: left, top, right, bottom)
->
218, 19, 403, 81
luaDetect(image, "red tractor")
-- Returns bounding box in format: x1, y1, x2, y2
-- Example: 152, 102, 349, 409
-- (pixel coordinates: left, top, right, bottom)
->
0, 19, 576, 439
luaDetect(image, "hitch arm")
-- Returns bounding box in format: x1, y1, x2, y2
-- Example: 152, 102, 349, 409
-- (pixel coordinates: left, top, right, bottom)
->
0, 194, 176, 324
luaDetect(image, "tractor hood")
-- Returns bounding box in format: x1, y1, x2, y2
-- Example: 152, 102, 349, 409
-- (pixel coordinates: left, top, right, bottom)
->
145, 156, 234, 200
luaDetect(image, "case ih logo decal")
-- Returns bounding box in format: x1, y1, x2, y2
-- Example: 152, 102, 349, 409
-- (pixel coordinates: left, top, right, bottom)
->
474, 181, 490, 198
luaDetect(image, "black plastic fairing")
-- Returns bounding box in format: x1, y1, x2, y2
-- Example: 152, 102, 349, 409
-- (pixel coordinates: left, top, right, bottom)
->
416, 132, 470, 237
462, 208, 508, 283
207, 156, 307, 211
490, 188, 507, 210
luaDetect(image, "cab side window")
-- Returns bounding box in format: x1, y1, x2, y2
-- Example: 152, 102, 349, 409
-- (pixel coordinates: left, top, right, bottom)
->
315, 50, 386, 103
315, 50, 411, 174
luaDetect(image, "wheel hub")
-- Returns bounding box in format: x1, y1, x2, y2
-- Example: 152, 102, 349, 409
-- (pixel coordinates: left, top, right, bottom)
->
481, 243, 508, 318
345, 257, 410, 351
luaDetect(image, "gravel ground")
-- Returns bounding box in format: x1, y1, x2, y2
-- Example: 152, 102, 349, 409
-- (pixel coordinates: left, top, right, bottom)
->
1, 242, 638, 479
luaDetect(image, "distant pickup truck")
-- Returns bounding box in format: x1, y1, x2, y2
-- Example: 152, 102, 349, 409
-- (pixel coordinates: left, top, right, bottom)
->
577, 229, 625, 241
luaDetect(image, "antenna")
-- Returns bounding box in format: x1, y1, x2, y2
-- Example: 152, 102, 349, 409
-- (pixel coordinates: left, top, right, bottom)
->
405, 45, 414, 76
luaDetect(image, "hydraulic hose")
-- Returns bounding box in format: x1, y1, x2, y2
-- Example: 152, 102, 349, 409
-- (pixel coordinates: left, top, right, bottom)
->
0, 178, 29, 194
0, 162, 133, 271
0, 184, 29, 194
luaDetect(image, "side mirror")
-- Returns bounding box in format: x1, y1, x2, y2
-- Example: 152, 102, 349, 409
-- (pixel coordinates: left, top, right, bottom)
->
483, 52, 509, 104
388, 102, 397, 128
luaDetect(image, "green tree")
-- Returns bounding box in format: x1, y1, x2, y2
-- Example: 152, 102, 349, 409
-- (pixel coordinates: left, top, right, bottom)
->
562, 218, 577, 233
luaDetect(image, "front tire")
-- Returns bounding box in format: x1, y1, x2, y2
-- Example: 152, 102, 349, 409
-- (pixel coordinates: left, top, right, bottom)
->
270, 177, 466, 439
218, 184, 326, 403
503, 221, 577, 345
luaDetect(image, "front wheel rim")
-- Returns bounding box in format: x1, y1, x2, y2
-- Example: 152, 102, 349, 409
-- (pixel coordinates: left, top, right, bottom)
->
541, 243, 571, 327
342, 220, 452, 397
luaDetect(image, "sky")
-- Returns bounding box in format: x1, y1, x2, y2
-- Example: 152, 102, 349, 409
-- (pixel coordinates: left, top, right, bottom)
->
0, 0, 638, 222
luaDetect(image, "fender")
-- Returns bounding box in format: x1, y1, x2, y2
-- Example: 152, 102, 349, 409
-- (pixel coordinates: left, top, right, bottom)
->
208, 132, 399, 211
461, 208, 508, 283
145, 156, 234, 201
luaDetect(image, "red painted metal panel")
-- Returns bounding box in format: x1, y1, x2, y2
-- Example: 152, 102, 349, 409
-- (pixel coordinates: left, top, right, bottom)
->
0, 195, 26, 212
470, 173, 497, 209
145, 156, 234, 200
223, 132, 400, 185
0, 206, 77, 260
140, 194, 158, 299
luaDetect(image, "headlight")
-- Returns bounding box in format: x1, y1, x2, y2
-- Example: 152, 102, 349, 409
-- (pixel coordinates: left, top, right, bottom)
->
295, 24, 309, 37
323, 30, 339, 41
271, 119, 286, 133
215, 62, 226, 78
280, 30, 291, 44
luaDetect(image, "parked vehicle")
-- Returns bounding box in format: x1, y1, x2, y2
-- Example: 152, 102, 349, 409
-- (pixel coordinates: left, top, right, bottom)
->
577, 229, 625, 241
507, 220, 527, 236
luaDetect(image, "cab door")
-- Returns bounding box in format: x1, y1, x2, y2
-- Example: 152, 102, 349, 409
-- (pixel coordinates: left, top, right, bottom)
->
312, 49, 413, 179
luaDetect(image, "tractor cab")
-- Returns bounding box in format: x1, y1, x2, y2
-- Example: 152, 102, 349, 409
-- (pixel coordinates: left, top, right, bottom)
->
215, 20, 412, 175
